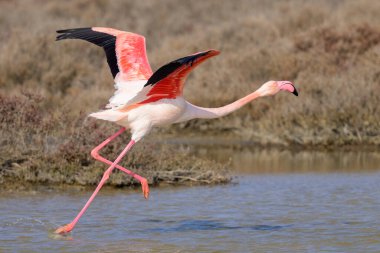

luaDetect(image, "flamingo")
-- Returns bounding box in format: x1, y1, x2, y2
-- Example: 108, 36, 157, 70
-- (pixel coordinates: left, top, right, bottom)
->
54, 27, 298, 234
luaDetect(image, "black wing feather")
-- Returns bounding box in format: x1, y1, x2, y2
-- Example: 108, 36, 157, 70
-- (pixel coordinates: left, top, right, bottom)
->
56, 28, 119, 78
145, 51, 209, 87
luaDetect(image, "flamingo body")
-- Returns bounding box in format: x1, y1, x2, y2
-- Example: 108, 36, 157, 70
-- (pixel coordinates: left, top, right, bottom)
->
115, 98, 187, 141
54, 27, 298, 234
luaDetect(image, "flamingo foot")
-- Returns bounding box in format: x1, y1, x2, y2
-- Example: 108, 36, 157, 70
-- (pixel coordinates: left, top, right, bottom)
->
54, 223, 74, 234
141, 178, 150, 199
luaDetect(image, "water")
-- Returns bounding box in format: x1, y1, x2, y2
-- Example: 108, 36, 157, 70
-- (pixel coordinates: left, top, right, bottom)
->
1, 149, 380, 252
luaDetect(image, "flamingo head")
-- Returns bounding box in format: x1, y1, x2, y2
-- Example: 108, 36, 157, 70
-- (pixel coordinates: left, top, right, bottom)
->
257, 80, 298, 97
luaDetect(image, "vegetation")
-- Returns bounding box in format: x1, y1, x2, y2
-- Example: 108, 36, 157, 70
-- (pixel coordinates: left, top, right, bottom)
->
0, 0, 379, 187
0, 91, 230, 188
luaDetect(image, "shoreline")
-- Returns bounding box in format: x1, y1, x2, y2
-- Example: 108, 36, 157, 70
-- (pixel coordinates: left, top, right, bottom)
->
2, 139, 379, 191
0, 178, 233, 193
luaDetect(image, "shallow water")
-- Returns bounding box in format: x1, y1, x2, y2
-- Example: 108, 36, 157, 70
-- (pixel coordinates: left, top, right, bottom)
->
1, 149, 380, 252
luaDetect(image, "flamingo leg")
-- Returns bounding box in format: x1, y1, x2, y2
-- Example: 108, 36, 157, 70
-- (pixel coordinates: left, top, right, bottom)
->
90, 128, 149, 199
55, 139, 136, 234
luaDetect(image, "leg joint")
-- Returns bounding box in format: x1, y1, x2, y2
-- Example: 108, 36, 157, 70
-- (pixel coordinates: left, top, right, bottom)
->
91, 149, 101, 159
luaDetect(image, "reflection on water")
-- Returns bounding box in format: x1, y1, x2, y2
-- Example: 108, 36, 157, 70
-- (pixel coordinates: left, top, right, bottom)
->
196, 147, 380, 173
1, 148, 380, 252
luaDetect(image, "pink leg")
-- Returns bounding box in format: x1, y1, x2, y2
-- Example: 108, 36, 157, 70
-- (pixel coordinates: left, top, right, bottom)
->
90, 128, 149, 199
55, 139, 136, 234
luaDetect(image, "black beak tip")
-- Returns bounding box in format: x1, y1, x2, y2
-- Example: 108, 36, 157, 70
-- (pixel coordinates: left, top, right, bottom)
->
292, 87, 298, 96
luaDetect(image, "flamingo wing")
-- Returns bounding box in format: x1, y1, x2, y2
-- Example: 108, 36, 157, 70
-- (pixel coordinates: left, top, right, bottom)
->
56, 27, 152, 82
119, 49, 220, 110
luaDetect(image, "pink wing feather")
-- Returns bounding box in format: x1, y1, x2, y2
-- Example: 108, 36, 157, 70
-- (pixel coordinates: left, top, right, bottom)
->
92, 27, 152, 82
118, 50, 220, 112
57, 27, 152, 82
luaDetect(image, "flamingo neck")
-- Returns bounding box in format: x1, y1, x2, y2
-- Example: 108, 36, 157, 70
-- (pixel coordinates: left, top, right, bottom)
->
187, 91, 261, 120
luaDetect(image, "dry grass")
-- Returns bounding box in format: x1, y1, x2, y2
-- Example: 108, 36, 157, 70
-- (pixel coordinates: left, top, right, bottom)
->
0, 0, 379, 186
0, 93, 230, 187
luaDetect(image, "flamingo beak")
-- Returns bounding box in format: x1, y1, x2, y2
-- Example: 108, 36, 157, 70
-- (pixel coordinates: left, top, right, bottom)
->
277, 81, 299, 96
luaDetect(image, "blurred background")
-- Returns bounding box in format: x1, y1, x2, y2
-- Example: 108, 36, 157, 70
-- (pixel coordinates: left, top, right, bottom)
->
1, 1, 380, 252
